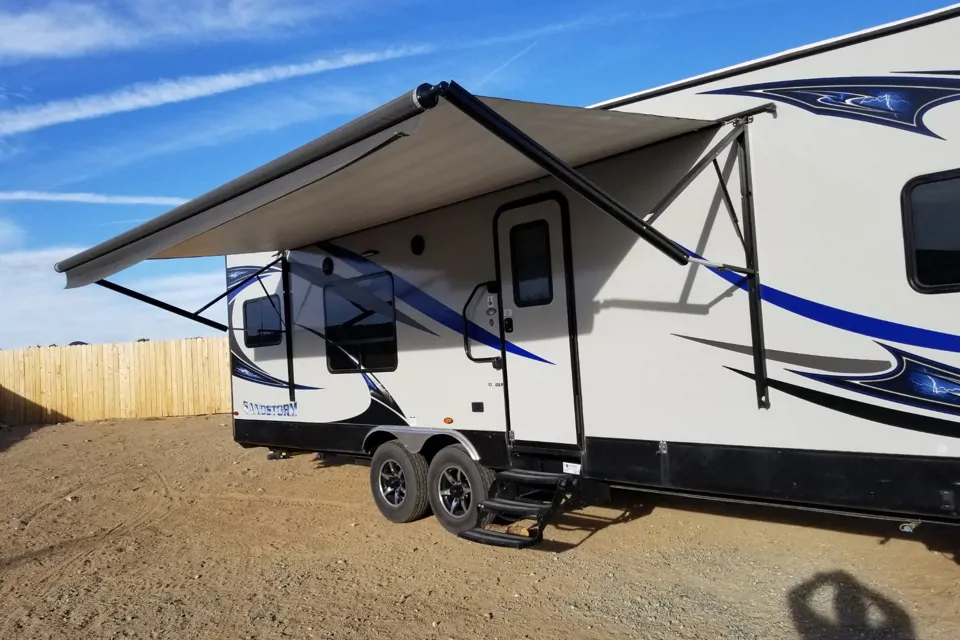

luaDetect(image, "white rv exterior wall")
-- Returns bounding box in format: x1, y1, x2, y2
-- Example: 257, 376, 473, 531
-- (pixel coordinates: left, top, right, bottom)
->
227, 200, 511, 435
587, 13, 960, 456
228, 10, 960, 461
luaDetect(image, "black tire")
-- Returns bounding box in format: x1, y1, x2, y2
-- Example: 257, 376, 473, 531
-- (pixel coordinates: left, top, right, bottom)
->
427, 444, 495, 534
369, 441, 430, 523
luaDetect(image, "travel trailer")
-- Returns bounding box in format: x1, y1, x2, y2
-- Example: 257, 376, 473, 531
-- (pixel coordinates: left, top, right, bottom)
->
58, 5, 960, 547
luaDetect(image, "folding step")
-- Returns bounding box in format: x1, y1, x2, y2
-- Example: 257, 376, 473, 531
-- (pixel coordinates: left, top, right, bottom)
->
496, 468, 571, 487
459, 527, 540, 549
479, 497, 552, 519
459, 467, 576, 548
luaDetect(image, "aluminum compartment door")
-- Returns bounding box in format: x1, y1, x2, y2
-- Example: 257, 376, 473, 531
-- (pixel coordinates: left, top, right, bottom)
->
495, 195, 580, 447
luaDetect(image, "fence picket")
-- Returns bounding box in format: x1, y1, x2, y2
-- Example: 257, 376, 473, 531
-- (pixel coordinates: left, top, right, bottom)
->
0, 337, 232, 426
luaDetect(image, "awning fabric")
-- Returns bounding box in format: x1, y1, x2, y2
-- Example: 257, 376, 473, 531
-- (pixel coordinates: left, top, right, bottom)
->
56, 84, 716, 288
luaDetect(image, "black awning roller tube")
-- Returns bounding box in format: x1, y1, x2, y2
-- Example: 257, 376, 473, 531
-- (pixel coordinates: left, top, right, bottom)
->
54, 87, 431, 277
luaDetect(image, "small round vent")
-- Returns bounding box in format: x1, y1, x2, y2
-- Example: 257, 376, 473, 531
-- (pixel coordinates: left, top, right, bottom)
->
411, 235, 425, 256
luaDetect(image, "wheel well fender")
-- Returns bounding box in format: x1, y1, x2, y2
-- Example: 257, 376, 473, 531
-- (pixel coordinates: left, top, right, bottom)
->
362, 427, 480, 462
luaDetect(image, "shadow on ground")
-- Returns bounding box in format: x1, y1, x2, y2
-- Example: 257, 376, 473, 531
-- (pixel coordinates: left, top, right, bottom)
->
0, 386, 71, 455
536, 500, 655, 553
789, 570, 915, 639
599, 490, 959, 565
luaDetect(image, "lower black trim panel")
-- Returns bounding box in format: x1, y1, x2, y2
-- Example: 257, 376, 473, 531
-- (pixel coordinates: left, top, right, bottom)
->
583, 437, 960, 520
234, 420, 511, 468
235, 419, 368, 454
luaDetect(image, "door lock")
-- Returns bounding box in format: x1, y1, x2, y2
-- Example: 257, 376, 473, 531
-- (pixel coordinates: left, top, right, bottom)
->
504, 317, 514, 333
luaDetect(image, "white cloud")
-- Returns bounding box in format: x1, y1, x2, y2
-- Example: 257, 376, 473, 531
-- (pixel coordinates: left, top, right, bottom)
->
474, 40, 540, 89
0, 1, 334, 62
0, 218, 26, 250
32, 85, 383, 188
0, 46, 427, 136
0, 191, 186, 206
0, 246, 225, 349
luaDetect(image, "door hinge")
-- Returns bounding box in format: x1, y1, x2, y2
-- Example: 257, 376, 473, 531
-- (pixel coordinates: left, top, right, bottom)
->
508, 429, 515, 444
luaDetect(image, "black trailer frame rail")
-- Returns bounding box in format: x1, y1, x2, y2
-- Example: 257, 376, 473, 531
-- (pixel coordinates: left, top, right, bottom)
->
95, 79, 774, 410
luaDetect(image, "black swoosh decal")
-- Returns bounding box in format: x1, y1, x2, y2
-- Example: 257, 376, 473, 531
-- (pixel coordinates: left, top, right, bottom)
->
675, 334, 891, 374
728, 368, 960, 440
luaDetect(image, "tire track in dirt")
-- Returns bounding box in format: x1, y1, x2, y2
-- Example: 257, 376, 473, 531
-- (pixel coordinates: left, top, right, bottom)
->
0, 473, 178, 637
190, 491, 362, 510
14, 472, 128, 530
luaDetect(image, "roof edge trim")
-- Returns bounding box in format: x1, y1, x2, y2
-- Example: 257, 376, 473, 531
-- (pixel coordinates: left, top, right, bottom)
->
592, 3, 960, 110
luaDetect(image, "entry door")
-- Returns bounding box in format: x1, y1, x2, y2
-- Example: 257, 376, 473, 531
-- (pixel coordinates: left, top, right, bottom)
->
495, 195, 580, 447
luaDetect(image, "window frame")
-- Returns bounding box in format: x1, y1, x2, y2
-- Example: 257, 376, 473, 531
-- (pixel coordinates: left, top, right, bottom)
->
242, 294, 283, 348
902, 167, 960, 295
322, 271, 399, 374
509, 219, 554, 308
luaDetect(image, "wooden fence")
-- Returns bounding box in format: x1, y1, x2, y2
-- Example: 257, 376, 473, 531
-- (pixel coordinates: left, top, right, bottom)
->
0, 337, 231, 427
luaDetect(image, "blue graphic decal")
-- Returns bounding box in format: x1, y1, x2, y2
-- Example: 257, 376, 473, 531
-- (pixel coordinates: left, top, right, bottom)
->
226, 265, 320, 391
319, 242, 553, 365
231, 356, 318, 390
226, 265, 281, 301
690, 248, 960, 354
705, 72, 960, 138
795, 343, 960, 418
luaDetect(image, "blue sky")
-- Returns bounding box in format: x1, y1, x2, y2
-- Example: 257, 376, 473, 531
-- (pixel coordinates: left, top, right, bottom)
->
0, 0, 951, 348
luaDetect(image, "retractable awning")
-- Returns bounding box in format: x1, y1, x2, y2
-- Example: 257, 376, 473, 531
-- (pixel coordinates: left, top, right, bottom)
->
55, 81, 721, 289
58, 80, 776, 410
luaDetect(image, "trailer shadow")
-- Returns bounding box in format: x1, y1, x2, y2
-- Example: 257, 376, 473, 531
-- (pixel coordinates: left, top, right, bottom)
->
308, 452, 363, 469
595, 282, 741, 316
622, 491, 959, 566
788, 570, 916, 640
0, 385, 72, 454
535, 493, 656, 553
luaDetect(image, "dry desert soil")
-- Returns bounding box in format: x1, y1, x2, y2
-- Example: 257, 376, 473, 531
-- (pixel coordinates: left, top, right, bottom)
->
1, 415, 958, 639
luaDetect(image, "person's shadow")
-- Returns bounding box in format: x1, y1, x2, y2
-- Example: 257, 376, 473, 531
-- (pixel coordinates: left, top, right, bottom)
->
789, 570, 915, 639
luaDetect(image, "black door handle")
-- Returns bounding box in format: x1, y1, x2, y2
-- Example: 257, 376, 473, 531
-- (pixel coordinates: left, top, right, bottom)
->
504, 317, 514, 333
462, 281, 500, 364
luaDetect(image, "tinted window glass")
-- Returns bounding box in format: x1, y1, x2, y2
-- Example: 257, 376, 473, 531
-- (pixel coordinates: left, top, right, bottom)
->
905, 171, 960, 291
243, 295, 282, 348
510, 220, 553, 307
323, 273, 398, 373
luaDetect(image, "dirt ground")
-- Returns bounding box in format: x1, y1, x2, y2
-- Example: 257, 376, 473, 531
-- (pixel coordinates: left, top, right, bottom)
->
1, 416, 957, 640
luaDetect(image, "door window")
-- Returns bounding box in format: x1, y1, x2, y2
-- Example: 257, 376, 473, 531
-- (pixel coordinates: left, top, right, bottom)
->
509, 220, 553, 307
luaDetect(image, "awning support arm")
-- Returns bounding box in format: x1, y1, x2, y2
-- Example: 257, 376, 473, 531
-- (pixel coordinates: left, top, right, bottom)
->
738, 126, 770, 409
96, 279, 228, 332
713, 158, 746, 250
420, 80, 770, 408
645, 124, 744, 225
419, 81, 691, 266
280, 255, 296, 402
194, 254, 283, 315
616, 110, 769, 409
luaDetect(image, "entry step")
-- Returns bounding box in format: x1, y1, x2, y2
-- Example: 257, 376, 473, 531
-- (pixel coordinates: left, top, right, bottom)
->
479, 497, 552, 519
458, 527, 539, 549
496, 468, 571, 486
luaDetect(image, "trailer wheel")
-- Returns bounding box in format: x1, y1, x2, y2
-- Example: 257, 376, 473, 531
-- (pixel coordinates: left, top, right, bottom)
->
427, 444, 495, 534
369, 441, 430, 523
